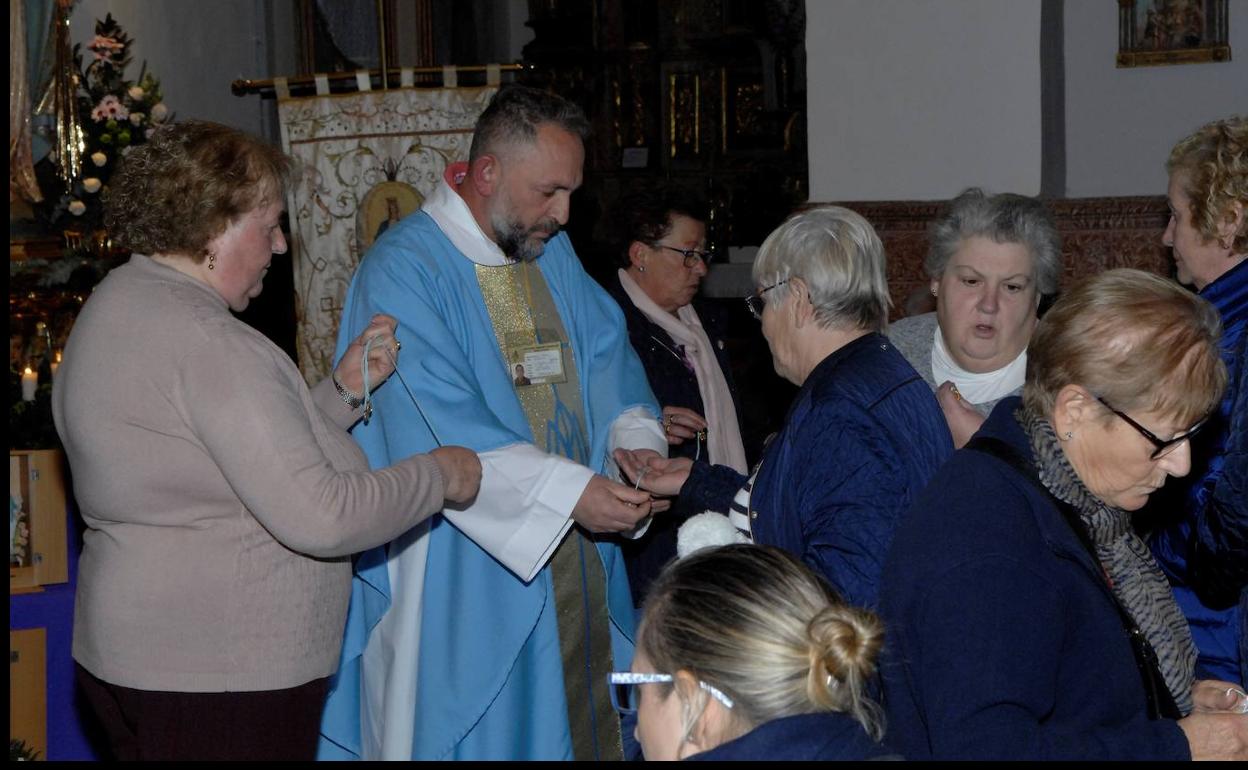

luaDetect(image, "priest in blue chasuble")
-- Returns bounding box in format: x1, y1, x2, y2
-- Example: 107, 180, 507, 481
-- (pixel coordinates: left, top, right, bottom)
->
318, 86, 667, 760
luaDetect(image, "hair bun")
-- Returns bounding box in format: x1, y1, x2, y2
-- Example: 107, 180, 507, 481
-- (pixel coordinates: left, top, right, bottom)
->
807, 605, 884, 689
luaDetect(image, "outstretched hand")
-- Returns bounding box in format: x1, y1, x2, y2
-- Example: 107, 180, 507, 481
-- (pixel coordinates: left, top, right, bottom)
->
614, 449, 693, 497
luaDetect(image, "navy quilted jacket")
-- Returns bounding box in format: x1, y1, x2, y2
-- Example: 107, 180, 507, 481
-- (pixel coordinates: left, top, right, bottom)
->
1150, 259, 1247, 685
682, 332, 952, 609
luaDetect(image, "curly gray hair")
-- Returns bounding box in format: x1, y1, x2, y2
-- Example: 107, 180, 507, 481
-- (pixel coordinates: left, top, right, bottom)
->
925, 188, 1062, 296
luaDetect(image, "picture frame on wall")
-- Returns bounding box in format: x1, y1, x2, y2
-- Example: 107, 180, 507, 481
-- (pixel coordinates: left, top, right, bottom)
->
1117, 0, 1232, 67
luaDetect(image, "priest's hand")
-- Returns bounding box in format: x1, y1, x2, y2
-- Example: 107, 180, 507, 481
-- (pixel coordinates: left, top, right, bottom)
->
572, 475, 653, 533
335, 313, 402, 398
430, 446, 482, 504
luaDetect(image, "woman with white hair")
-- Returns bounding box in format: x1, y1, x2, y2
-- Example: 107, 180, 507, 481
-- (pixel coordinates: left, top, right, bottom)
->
889, 188, 1061, 447
618, 206, 952, 609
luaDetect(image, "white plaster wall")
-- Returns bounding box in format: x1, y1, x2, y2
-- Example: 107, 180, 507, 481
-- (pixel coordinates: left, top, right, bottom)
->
1064, 0, 1248, 197
807, 0, 1043, 201
70, 0, 275, 139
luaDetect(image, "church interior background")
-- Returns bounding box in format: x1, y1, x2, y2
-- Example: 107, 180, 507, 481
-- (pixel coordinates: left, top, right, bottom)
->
9, 0, 1241, 759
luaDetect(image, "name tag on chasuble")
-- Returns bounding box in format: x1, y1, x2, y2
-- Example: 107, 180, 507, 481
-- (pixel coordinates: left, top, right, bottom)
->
474, 260, 623, 761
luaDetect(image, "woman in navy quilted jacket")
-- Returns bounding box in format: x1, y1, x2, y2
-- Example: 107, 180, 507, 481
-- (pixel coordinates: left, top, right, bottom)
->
617, 206, 952, 609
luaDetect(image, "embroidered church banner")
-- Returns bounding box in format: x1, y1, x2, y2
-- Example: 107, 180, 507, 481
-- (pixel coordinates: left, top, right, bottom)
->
276, 86, 497, 384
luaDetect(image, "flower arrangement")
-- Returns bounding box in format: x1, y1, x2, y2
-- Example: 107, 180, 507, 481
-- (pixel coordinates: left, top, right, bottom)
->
40, 13, 172, 241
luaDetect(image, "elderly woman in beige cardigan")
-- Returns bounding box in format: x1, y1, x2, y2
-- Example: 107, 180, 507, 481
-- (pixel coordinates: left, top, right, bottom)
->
52, 121, 481, 761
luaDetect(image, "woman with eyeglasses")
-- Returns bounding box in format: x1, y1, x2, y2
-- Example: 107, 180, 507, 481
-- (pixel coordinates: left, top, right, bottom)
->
617, 206, 952, 610
602, 186, 750, 606
880, 269, 1248, 760
612, 544, 894, 760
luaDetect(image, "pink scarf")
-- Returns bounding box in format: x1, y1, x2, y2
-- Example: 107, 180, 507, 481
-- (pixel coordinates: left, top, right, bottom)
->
618, 269, 748, 473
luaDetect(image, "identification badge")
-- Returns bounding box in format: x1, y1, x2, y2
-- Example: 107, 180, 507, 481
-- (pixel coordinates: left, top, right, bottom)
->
509, 342, 566, 387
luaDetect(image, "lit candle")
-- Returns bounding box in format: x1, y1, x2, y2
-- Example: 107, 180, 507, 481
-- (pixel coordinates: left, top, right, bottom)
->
50, 351, 62, 381
21, 366, 37, 401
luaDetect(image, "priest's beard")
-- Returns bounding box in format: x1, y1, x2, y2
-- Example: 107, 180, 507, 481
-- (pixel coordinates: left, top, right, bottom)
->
493, 212, 560, 263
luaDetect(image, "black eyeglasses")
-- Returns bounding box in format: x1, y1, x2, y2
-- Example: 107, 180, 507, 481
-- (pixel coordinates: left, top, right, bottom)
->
744, 280, 788, 319
1095, 396, 1208, 460
656, 244, 713, 268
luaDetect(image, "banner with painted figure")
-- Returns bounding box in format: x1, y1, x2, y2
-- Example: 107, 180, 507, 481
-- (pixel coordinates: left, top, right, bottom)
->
276, 85, 497, 383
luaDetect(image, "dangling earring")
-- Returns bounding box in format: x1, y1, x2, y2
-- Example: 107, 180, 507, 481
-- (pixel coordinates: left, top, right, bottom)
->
930, 286, 937, 297
207, 252, 217, 271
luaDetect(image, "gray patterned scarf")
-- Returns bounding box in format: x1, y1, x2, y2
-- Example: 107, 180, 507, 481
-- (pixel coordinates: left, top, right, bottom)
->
1020, 406, 1197, 715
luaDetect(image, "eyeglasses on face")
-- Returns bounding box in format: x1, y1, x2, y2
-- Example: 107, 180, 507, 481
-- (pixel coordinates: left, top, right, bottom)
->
655, 244, 713, 268
1094, 395, 1208, 460
606, 671, 734, 715
744, 280, 789, 319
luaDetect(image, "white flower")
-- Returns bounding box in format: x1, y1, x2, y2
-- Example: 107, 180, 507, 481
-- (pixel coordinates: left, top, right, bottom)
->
676, 511, 749, 559
91, 151, 107, 167
128, 85, 145, 100
82, 178, 102, 194
150, 103, 169, 123
68, 200, 87, 216
129, 112, 145, 125
91, 94, 128, 123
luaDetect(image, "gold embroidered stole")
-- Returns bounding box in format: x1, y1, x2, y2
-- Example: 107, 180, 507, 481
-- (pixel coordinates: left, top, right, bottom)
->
476, 261, 622, 761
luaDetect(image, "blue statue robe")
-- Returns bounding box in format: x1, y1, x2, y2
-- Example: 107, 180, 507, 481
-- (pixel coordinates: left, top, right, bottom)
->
316, 210, 658, 760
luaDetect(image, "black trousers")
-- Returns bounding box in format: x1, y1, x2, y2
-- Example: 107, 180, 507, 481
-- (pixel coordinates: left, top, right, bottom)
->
76, 664, 328, 761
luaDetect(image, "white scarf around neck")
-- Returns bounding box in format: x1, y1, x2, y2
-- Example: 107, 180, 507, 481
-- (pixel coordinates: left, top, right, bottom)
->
930, 323, 1027, 406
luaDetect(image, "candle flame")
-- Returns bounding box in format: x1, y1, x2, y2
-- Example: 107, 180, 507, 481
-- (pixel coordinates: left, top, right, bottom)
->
24, 366, 33, 375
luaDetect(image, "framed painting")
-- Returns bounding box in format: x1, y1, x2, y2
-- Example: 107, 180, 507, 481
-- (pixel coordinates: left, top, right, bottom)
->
1117, 0, 1232, 67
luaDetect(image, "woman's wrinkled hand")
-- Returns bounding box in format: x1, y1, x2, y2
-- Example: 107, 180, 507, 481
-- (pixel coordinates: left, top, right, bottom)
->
1192, 679, 1248, 713
430, 446, 482, 504
660, 406, 708, 446
1179, 710, 1248, 760
335, 314, 401, 398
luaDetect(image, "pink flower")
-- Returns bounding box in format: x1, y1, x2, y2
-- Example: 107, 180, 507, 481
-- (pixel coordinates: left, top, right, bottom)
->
88, 35, 125, 61
90, 94, 129, 123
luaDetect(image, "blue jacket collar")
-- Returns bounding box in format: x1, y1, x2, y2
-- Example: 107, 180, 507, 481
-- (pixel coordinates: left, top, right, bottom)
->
1200, 257, 1247, 335
685, 711, 887, 761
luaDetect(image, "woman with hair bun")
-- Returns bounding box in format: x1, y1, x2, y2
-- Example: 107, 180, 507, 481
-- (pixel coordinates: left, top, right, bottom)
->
610, 544, 895, 760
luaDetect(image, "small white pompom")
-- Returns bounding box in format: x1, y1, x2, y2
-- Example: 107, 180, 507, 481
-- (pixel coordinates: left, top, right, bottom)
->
676, 511, 748, 559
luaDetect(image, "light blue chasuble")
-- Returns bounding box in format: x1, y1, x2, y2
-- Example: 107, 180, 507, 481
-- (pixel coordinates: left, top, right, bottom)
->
316, 211, 656, 760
